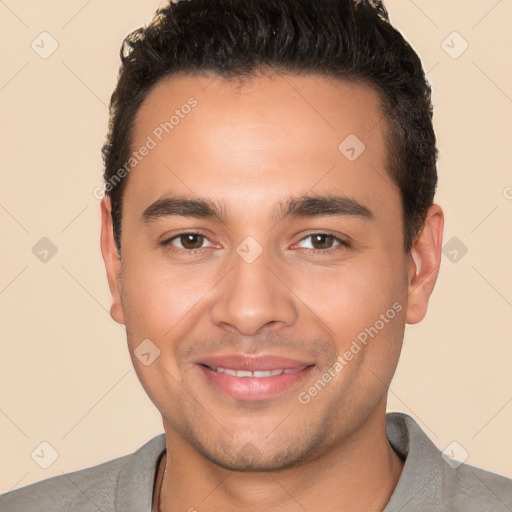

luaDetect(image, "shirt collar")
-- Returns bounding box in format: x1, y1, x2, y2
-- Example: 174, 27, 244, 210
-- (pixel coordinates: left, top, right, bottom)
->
384, 412, 456, 510
115, 433, 166, 511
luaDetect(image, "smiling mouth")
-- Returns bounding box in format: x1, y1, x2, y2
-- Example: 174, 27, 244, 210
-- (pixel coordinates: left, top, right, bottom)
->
201, 364, 309, 378
197, 362, 315, 401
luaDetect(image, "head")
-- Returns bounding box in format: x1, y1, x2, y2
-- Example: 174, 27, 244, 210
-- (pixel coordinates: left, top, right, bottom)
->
100, 0, 443, 471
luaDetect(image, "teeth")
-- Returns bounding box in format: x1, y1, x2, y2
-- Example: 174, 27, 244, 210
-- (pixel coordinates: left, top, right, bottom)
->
254, 369, 283, 377
283, 366, 305, 374
209, 366, 307, 378
235, 370, 253, 377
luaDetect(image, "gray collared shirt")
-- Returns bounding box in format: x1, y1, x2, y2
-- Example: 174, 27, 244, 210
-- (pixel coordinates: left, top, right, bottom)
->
1, 412, 511, 511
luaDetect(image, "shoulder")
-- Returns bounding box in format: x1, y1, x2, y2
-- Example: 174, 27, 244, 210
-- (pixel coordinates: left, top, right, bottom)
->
0, 434, 166, 512
0, 456, 126, 512
385, 412, 512, 511
451, 462, 512, 511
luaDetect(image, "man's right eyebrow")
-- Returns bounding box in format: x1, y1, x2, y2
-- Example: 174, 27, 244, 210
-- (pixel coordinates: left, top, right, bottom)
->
141, 196, 226, 224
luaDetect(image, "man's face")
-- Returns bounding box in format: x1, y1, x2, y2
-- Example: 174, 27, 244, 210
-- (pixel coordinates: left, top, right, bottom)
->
103, 73, 416, 470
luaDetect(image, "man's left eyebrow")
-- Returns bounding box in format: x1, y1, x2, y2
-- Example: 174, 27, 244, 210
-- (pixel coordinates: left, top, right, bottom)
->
272, 194, 375, 223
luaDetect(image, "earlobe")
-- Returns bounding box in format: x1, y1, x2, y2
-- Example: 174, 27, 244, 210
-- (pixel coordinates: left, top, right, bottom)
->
99, 195, 126, 325
405, 204, 444, 325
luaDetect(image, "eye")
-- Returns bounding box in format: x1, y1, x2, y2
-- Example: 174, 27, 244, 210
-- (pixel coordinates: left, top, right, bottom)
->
162, 232, 215, 253
295, 233, 350, 253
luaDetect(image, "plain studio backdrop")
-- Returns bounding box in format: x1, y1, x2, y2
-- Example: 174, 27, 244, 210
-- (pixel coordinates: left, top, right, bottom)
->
0, 0, 511, 492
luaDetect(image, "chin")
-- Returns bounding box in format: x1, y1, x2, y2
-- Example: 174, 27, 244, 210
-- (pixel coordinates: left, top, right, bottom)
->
192, 434, 325, 473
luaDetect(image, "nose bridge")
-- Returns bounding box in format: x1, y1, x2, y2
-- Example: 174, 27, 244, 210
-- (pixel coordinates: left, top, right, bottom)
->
210, 239, 298, 335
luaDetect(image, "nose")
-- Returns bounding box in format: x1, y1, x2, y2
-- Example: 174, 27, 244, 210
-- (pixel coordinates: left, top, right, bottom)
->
210, 243, 298, 336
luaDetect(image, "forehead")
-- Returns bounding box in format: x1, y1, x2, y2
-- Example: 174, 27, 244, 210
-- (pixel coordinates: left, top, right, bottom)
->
124, 72, 398, 220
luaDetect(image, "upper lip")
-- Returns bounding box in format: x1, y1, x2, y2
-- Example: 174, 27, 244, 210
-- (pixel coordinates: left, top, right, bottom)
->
196, 354, 314, 371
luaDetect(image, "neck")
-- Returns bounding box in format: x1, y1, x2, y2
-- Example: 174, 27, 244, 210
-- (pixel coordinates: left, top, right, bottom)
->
157, 404, 404, 512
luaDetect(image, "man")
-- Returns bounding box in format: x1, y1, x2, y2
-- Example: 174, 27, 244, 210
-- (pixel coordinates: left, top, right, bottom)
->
2, 0, 511, 510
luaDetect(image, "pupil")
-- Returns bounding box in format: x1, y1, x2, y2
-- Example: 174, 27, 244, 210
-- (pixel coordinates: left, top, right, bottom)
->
182, 234, 202, 249
314, 234, 331, 249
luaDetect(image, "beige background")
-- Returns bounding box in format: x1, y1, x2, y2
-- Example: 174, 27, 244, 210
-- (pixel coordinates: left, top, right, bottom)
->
1, 0, 511, 493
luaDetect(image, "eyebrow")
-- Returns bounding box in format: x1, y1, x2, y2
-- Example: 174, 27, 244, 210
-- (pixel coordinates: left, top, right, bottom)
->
140, 194, 374, 224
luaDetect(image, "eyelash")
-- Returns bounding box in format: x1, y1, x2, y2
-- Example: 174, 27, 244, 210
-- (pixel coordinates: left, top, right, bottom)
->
160, 231, 350, 256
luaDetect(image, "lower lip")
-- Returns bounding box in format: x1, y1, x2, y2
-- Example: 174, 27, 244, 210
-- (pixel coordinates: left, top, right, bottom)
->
197, 365, 315, 402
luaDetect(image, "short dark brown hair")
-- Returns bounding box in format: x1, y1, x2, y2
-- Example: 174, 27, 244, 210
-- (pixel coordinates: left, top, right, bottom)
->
102, 0, 437, 255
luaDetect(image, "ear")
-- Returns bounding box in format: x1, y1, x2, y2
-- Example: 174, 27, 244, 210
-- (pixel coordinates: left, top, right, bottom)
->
100, 195, 125, 325
405, 204, 444, 325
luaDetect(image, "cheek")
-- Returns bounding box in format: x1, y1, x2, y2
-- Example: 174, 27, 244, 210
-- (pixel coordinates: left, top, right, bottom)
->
292, 252, 407, 388
119, 259, 203, 399
336, 254, 407, 382
119, 256, 212, 343
291, 253, 406, 332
